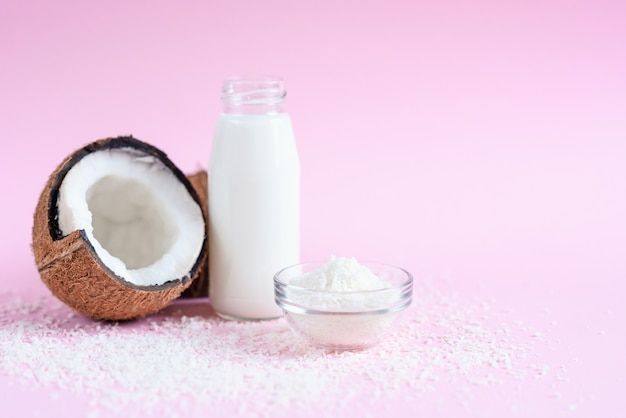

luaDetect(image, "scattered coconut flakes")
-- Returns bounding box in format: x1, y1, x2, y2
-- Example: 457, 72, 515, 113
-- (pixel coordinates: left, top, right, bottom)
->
0, 281, 567, 417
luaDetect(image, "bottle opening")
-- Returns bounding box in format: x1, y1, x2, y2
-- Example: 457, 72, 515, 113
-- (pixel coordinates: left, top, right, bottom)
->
221, 75, 286, 114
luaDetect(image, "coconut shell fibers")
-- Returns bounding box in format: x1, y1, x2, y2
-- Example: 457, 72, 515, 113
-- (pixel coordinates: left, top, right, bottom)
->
32, 136, 207, 321
181, 170, 209, 298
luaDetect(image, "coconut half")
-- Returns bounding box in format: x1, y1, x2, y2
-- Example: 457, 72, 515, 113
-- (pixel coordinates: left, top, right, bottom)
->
32, 136, 207, 320
180, 170, 209, 298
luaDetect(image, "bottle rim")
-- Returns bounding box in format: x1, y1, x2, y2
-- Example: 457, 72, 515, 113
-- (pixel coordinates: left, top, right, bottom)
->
221, 75, 286, 107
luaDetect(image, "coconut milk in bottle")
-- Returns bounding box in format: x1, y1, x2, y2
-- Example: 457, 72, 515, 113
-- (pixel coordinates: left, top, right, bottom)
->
208, 76, 300, 320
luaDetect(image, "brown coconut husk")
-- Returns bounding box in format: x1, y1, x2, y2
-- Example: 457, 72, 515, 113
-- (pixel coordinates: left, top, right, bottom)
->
180, 170, 209, 298
31, 136, 207, 321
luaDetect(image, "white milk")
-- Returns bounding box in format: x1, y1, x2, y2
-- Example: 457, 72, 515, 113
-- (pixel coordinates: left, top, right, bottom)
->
209, 77, 300, 320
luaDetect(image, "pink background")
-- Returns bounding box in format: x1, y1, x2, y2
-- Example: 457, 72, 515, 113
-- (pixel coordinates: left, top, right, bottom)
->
1, 0, 624, 416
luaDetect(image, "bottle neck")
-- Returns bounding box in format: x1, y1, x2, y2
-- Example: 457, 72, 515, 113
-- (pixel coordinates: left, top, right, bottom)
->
221, 76, 286, 115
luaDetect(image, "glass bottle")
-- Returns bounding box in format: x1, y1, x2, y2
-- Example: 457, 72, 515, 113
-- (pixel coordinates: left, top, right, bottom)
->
208, 75, 300, 320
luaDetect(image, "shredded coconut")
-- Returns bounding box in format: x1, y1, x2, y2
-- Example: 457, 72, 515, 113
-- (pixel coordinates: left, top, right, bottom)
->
0, 279, 564, 417
290, 257, 388, 291
279, 257, 406, 349
284, 257, 400, 312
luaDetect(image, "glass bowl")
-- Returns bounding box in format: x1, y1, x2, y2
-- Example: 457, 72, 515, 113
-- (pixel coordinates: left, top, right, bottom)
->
274, 261, 413, 350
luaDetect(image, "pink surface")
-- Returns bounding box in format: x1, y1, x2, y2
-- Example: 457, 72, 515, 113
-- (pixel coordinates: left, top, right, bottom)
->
1, 0, 625, 416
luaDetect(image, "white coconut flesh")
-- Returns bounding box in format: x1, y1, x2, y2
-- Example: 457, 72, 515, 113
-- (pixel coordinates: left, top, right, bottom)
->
57, 148, 205, 287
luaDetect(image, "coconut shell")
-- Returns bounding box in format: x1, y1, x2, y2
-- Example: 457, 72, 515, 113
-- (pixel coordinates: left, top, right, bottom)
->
32, 136, 208, 321
180, 170, 209, 298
